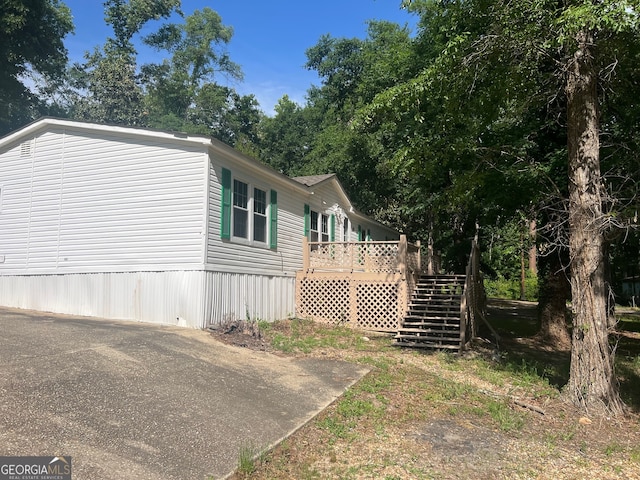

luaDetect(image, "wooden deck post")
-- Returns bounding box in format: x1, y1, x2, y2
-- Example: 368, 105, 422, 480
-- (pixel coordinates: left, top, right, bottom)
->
398, 235, 407, 279
302, 235, 310, 272
398, 235, 409, 329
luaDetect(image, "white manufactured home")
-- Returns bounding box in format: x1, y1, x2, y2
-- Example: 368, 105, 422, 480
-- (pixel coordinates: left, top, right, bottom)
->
0, 118, 399, 328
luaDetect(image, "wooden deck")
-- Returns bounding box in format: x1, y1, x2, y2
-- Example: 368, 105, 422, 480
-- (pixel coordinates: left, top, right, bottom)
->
296, 235, 421, 332
296, 234, 485, 351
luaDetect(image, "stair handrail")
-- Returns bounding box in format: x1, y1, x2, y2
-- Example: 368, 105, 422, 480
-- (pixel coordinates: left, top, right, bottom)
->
461, 231, 489, 348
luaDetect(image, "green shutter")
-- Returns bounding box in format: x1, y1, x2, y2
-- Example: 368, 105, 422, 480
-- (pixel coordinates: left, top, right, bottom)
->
304, 204, 310, 237
270, 190, 278, 249
357, 225, 362, 241
367, 229, 372, 241
220, 168, 231, 239
330, 214, 336, 241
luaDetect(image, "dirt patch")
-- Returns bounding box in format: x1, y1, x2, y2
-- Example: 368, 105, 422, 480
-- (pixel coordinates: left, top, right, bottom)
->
410, 418, 504, 455
208, 319, 272, 351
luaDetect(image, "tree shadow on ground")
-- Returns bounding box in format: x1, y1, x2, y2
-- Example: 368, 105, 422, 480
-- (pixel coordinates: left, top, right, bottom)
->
482, 298, 570, 388
482, 298, 640, 411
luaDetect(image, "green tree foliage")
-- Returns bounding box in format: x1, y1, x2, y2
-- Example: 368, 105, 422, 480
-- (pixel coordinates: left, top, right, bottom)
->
71, 0, 180, 125
103, 0, 181, 54
66, 3, 261, 148
355, 0, 640, 414
142, 8, 241, 124
72, 49, 147, 125
286, 21, 414, 215
260, 95, 315, 174
140, 8, 262, 150
0, 0, 73, 134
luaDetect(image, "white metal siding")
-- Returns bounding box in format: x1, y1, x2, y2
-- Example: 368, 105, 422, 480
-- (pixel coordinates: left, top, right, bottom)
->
206, 160, 305, 275
0, 271, 206, 328
0, 128, 208, 275
203, 271, 296, 324
0, 269, 295, 327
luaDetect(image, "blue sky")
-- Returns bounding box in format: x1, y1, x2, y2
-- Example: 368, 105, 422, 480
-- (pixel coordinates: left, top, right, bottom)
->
62, 1, 417, 115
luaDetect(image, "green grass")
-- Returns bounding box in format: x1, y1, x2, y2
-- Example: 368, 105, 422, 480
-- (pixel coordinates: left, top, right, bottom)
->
235, 306, 640, 480
486, 399, 526, 432
236, 443, 262, 475
266, 317, 375, 353
616, 311, 640, 334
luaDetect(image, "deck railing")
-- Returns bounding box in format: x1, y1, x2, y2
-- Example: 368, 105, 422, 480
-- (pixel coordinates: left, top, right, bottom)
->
302, 235, 421, 277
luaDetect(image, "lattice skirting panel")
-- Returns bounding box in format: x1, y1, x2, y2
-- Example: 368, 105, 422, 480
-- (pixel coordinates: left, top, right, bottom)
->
296, 272, 407, 332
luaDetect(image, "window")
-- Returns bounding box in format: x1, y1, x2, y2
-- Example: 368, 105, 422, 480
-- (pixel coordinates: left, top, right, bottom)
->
233, 179, 249, 239
220, 168, 277, 248
321, 214, 329, 242
253, 187, 267, 243
306, 207, 332, 243
310, 210, 319, 242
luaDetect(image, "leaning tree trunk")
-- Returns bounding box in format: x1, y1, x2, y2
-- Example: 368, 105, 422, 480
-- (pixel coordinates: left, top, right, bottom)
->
566, 29, 624, 415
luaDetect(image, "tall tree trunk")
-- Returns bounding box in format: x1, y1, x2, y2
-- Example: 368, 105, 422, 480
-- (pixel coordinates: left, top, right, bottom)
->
537, 252, 571, 349
528, 219, 537, 275
520, 225, 526, 300
566, 30, 624, 415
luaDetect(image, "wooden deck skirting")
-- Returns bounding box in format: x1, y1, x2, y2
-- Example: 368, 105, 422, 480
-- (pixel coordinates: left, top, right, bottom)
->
296, 235, 421, 332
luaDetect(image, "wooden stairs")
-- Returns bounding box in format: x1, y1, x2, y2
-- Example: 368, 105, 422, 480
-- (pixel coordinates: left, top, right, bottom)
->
395, 274, 467, 352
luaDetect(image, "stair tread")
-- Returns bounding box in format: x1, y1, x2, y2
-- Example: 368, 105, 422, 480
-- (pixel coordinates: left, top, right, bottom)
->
401, 320, 461, 326
419, 275, 466, 280
397, 332, 461, 338
407, 309, 460, 313
410, 297, 461, 301
409, 300, 461, 304
408, 308, 459, 312
398, 326, 460, 331
395, 335, 460, 340
407, 312, 460, 315
408, 304, 460, 308
411, 292, 462, 297
414, 287, 462, 290
395, 332, 461, 339
394, 341, 461, 350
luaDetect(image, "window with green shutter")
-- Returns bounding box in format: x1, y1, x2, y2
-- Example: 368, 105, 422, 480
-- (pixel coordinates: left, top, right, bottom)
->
221, 168, 275, 248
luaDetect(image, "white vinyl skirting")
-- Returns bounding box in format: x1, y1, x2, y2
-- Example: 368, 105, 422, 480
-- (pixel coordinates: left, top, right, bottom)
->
0, 271, 296, 328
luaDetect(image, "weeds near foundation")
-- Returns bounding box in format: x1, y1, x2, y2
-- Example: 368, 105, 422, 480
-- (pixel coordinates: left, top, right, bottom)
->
267, 317, 374, 353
